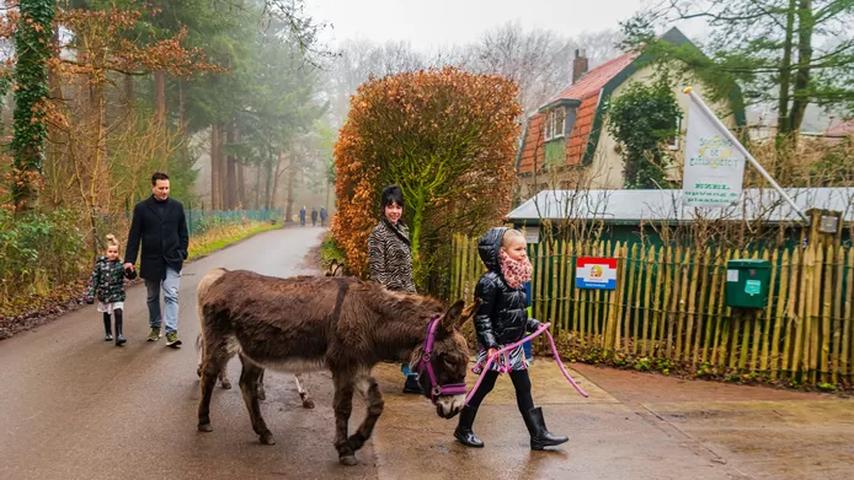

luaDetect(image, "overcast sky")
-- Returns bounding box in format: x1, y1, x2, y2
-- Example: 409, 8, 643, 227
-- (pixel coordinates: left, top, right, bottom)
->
304, 0, 695, 51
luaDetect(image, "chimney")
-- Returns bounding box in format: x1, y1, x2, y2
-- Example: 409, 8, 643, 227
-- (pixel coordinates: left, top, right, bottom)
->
572, 49, 589, 84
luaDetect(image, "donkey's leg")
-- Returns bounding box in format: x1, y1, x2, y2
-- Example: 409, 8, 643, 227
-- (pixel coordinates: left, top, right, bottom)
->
345, 374, 384, 453
332, 371, 357, 465
219, 369, 232, 390
256, 368, 266, 401
198, 343, 230, 432
238, 355, 275, 445
295, 374, 315, 409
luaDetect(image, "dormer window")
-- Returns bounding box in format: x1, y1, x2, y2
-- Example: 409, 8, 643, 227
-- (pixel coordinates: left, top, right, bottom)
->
544, 107, 566, 141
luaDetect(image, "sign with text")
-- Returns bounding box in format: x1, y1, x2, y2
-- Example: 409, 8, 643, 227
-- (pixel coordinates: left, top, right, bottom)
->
575, 257, 617, 290
682, 96, 746, 207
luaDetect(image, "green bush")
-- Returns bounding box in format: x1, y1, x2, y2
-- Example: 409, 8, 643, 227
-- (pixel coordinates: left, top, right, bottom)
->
320, 235, 346, 270
0, 209, 86, 302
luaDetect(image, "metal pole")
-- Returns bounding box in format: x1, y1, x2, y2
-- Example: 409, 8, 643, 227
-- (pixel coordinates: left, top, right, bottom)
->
684, 87, 809, 223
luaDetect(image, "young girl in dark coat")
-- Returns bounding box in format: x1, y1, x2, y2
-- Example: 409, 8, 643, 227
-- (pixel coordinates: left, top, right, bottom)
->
454, 227, 568, 450
86, 234, 128, 346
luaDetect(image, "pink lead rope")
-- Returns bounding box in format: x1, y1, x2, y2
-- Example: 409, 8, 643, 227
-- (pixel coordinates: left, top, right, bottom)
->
464, 322, 589, 406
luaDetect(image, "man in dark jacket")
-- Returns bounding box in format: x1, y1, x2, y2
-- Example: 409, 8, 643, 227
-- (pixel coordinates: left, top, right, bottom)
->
319, 207, 328, 227
124, 172, 189, 348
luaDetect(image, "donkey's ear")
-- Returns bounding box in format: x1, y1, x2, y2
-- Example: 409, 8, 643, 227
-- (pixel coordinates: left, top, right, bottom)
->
458, 298, 480, 327
441, 300, 466, 331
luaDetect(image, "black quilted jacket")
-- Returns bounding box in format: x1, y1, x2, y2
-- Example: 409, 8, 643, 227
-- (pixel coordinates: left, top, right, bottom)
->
87, 256, 126, 303
474, 227, 540, 349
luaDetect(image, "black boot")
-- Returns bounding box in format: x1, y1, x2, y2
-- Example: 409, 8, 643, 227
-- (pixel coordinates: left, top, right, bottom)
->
522, 407, 568, 450
103, 313, 113, 341
403, 374, 422, 394
114, 310, 126, 346
454, 406, 484, 448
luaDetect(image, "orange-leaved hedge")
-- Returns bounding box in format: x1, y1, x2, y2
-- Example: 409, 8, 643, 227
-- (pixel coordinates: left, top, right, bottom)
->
331, 67, 521, 289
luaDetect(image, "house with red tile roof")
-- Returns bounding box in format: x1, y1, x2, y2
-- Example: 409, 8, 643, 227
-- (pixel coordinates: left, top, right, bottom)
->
517, 27, 746, 196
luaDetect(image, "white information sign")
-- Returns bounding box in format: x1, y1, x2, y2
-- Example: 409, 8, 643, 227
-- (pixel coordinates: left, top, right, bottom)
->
682, 98, 746, 207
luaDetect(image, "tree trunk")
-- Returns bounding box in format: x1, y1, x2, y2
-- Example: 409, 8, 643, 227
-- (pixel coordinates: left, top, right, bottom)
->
237, 161, 246, 209
254, 163, 262, 209
46, 26, 65, 206
226, 123, 237, 210
177, 79, 187, 137
210, 124, 221, 210
11, 0, 57, 213
776, 0, 797, 136
264, 157, 274, 210
789, 0, 814, 135
271, 150, 285, 212
154, 71, 166, 125
285, 153, 295, 222
773, 0, 798, 179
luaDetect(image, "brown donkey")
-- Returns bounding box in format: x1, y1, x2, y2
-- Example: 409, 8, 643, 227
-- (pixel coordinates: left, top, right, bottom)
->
196, 260, 348, 406
196, 268, 471, 465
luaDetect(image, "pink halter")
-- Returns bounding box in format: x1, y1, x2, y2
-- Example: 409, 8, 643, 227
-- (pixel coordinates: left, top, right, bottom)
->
417, 315, 468, 402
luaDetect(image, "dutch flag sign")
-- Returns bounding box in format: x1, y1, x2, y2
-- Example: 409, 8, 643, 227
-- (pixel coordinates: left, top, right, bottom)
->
575, 257, 618, 290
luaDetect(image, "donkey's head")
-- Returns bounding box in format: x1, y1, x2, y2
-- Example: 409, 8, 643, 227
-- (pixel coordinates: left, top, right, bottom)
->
410, 300, 472, 419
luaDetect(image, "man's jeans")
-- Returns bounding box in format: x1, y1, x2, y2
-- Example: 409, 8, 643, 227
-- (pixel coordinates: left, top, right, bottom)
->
145, 267, 180, 334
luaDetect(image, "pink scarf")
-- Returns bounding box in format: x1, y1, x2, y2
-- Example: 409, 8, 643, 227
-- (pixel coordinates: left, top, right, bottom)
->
498, 250, 532, 289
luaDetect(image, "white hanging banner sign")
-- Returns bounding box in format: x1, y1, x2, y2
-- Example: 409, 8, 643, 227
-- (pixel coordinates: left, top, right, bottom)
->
682, 95, 746, 207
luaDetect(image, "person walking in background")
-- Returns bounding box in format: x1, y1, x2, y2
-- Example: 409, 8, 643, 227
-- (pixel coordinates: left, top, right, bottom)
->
367, 185, 421, 394
319, 207, 328, 227
124, 172, 189, 348
311, 207, 318, 227
299, 206, 307, 226
86, 234, 129, 346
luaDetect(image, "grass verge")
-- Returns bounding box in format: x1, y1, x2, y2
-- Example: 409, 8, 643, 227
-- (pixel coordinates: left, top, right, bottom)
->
188, 220, 281, 260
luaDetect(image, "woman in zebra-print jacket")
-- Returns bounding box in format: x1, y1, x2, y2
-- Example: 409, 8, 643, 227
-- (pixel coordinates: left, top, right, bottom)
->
367, 185, 421, 393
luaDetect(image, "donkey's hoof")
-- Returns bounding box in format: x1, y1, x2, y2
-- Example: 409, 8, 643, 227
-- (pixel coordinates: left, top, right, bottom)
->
257, 389, 266, 401
259, 432, 276, 445
220, 379, 232, 390
198, 423, 213, 433
302, 398, 315, 409
339, 455, 358, 466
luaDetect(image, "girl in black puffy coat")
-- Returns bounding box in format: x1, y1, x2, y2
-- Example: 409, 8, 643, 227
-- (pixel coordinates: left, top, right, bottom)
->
454, 227, 568, 450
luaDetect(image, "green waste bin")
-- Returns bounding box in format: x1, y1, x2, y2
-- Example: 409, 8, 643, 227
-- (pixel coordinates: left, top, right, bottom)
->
726, 259, 771, 309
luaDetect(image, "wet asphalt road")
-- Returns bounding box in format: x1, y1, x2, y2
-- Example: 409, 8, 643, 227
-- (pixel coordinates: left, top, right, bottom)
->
0, 226, 382, 480
2, 226, 852, 480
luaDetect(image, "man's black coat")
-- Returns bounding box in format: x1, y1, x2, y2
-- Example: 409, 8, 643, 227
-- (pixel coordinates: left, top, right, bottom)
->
125, 196, 189, 281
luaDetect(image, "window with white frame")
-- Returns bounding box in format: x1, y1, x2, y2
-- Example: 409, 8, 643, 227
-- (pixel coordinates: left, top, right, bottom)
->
543, 107, 566, 141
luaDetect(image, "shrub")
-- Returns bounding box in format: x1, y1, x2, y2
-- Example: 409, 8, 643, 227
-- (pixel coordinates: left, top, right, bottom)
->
332, 67, 521, 290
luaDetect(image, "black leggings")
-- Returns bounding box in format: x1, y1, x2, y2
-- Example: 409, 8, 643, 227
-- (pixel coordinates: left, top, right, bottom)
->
466, 369, 534, 415
103, 309, 123, 330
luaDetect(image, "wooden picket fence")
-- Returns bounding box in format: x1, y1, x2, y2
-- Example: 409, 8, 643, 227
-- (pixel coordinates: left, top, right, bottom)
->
450, 234, 854, 388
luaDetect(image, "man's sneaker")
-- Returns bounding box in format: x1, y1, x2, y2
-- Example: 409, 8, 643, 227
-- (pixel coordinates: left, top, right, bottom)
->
147, 328, 162, 342
165, 332, 182, 348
